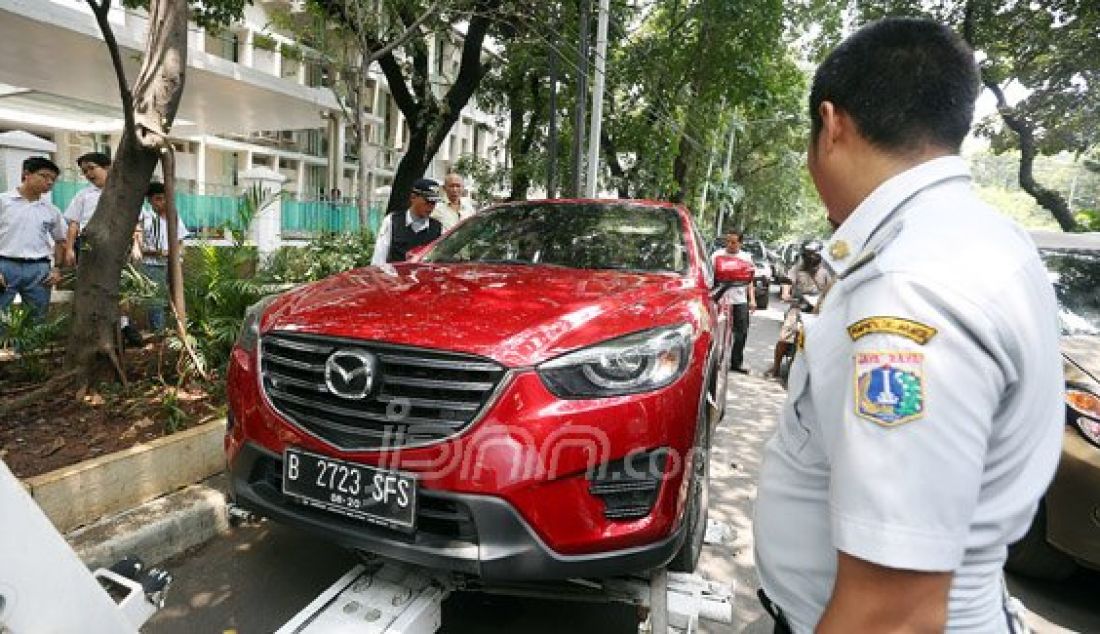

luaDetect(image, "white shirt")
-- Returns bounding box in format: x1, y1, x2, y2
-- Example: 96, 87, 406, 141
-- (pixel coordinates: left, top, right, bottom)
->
139, 207, 190, 265
0, 190, 67, 259
753, 157, 1064, 632
62, 185, 102, 231
710, 249, 754, 305
432, 197, 477, 231
371, 210, 432, 266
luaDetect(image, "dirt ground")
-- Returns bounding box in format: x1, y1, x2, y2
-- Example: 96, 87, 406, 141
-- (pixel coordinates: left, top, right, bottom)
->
0, 342, 223, 479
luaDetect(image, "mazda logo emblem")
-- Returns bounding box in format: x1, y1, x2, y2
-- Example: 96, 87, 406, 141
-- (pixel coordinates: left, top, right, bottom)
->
324, 350, 377, 400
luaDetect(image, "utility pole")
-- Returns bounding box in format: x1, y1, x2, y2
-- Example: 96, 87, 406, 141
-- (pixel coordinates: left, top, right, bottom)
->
585, 0, 610, 198
546, 38, 559, 198
570, 0, 591, 197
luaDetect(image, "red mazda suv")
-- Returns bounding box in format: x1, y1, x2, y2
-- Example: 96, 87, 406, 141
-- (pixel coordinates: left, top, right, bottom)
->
225, 200, 752, 580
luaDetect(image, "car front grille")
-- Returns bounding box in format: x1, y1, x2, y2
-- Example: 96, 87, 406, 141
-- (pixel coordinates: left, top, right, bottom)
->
260, 331, 507, 450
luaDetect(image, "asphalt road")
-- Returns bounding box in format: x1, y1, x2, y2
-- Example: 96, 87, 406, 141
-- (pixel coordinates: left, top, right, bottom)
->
144, 297, 1100, 633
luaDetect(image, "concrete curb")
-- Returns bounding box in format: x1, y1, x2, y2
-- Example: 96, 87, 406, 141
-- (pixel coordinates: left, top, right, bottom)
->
67, 473, 230, 570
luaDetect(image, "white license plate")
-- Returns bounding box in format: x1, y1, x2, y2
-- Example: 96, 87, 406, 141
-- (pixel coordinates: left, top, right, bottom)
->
282, 448, 417, 532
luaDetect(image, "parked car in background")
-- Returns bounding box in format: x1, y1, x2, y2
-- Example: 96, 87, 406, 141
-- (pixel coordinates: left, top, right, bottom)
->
1006, 231, 1100, 581
741, 239, 772, 309
226, 200, 754, 581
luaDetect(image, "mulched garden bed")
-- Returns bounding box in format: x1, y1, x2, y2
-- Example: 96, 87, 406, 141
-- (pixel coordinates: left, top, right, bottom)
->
0, 341, 223, 478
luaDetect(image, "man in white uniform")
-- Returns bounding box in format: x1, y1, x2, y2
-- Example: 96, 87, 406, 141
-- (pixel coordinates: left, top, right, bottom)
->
0, 157, 67, 324
62, 152, 111, 266
753, 17, 1063, 633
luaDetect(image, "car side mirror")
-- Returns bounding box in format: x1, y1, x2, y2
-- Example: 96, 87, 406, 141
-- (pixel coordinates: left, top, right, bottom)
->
713, 254, 754, 286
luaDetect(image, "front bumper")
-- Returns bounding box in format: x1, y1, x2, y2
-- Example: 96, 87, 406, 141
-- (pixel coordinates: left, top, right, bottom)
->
228, 442, 686, 580
1046, 426, 1100, 570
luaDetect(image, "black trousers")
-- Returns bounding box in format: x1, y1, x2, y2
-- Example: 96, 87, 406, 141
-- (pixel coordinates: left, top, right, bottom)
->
730, 302, 750, 370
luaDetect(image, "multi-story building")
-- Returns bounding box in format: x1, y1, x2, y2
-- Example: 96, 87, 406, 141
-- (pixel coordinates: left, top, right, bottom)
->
0, 0, 508, 236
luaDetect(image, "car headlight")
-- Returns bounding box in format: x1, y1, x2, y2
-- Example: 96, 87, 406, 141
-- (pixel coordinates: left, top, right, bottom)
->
236, 295, 280, 353
1067, 387, 1100, 447
538, 324, 693, 398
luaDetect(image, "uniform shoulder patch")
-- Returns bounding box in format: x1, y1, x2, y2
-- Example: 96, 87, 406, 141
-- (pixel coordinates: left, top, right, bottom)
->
854, 351, 925, 427
847, 316, 937, 345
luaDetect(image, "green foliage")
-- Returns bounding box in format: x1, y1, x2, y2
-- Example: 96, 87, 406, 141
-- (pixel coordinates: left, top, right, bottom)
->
121, 0, 250, 30
174, 244, 264, 376
1077, 209, 1100, 231
0, 307, 69, 379
252, 33, 278, 52
262, 230, 376, 283
160, 383, 187, 434
227, 184, 282, 247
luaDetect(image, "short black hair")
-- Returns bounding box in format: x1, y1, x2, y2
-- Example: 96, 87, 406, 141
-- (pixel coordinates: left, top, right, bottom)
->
76, 152, 112, 168
725, 230, 743, 241
146, 182, 166, 197
23, 156, 60, 175
809, 17, 979, 154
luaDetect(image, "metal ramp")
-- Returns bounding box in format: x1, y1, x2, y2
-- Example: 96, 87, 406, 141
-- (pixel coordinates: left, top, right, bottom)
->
276, 555, 734, 634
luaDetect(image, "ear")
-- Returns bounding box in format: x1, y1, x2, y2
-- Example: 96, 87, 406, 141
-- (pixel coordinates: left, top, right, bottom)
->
816, 101, 845, 154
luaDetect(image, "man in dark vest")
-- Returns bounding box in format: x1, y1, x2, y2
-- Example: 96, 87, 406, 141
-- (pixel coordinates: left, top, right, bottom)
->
371, 178, 444, 265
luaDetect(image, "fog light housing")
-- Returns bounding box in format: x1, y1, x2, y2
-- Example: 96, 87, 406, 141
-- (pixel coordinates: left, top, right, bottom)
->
588, 448, 669, 521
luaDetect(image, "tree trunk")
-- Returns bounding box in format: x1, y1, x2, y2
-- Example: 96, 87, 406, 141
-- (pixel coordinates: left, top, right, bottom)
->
66, 0, 189, 385
378, 6, 497, 214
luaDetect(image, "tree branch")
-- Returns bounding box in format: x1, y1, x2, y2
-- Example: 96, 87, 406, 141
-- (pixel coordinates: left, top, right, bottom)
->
86, 0, 135, 132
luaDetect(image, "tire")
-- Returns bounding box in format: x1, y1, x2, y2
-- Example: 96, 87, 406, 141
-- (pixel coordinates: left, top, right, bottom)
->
668, 425, 710, 573
777, 349, 795, 389
1005, 500, 1077, 581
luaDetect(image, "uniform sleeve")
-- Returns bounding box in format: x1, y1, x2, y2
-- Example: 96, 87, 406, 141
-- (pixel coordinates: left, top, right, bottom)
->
50, 207, 68, 241
824, 275, 1006, 572
62, 192, 82, 225
371, 214, 392, 266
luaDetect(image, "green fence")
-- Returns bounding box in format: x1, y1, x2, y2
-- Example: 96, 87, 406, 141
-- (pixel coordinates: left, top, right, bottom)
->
50, 181, 382, 238
281, 200, 383, 237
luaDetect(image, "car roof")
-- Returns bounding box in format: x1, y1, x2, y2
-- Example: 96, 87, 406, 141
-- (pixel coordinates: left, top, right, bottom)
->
1029, 230, 1100, 251
488, 198, 684, 212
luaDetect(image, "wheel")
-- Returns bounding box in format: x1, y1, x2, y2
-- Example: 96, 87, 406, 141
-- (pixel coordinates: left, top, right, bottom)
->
777, 349, 795, 388
669, 426, 710, 573
1005, 500, 1077, 581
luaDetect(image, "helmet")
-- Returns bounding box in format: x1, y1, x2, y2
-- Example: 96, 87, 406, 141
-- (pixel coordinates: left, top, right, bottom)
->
801, 239, 823, 266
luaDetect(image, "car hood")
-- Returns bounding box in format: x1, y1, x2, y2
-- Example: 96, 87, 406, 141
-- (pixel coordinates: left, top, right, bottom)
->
262, 263, 700, 367
1062, 335, 1100, 385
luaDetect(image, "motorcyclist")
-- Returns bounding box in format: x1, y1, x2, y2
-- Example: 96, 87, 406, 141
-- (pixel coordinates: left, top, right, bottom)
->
765, 239, 834, 378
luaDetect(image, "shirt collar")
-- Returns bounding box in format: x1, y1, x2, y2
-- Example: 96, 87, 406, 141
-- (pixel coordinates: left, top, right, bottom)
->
823, 156, 971, 273
405, 209, 430, 231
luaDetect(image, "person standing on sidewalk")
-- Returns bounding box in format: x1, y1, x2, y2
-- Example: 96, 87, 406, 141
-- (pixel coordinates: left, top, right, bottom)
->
62, 152, 111, 266
711, 231, 755, 373
0, 157, 67, 324
753, 17, 1062, 633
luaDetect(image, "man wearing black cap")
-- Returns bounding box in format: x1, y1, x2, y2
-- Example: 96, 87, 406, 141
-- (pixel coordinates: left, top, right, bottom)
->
371, 178, 443, 265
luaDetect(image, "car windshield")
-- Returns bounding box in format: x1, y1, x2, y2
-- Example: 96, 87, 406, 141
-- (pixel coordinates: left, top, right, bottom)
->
1041, 249, 1100, 336
424, 202, 688, 273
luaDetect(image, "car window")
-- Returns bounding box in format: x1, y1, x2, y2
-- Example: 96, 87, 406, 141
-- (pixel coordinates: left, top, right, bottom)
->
1041, 249, 1100, 336
425, 202, 688, 274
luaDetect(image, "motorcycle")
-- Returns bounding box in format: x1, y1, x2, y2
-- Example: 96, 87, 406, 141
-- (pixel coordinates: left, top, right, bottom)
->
777, 292, 819, 388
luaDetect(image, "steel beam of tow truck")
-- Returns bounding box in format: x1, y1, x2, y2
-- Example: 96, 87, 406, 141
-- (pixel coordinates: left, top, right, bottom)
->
271, 547, 735, 633
0, 460, 171, 634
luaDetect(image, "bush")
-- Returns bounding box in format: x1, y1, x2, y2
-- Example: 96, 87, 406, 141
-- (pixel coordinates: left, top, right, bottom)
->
262, 230, 376, 283
0, 306, 69, 379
